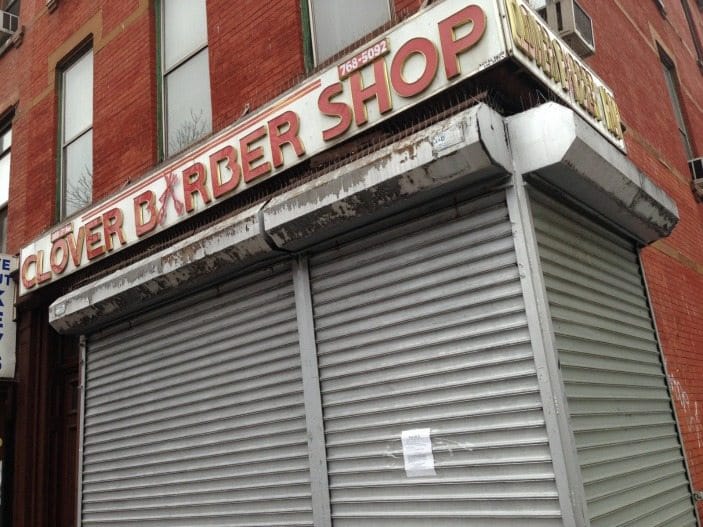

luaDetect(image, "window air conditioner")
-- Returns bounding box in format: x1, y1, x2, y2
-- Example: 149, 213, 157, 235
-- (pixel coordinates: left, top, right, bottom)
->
541, 0, 595, 57
689, 157, 703, 200
0, 9, 18, 35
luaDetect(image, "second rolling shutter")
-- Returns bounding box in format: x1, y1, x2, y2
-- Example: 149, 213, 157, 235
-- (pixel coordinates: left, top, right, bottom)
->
309, 192, 564, 526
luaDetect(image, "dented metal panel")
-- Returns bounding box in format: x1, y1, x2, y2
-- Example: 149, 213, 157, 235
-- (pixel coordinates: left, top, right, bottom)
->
531, 193, 697, 527
80, 263, 314, 526
309, 191, 563, 526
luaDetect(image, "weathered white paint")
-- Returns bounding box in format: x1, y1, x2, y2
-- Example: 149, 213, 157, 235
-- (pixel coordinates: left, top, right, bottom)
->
507, 102, 677, 243
49, 104, 509, 332
669, 376, 703, 450
262, 103, 511, 251
49, 103, 678, 333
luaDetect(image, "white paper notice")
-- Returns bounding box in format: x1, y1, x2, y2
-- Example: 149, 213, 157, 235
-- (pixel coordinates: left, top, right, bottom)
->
401, 428, 436, 477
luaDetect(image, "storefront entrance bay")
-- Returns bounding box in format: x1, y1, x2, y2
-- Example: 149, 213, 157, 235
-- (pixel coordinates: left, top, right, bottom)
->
80, 190, 564, 526
78, 188, 695, 526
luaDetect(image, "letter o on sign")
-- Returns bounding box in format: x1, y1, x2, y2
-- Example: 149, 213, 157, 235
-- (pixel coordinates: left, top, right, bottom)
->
50, 238, 69, 275
390, 37, 440, 98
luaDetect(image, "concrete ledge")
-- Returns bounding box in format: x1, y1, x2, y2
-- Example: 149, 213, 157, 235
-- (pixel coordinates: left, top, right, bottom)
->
51, 102, 676, 333
49, 104, 512, 333
262, 103, 512, 251
49, 205, 273, 333
507, 102, 678, 243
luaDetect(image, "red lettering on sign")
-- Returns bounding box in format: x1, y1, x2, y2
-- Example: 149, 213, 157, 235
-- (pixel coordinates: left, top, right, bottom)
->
85, 217, 106, 260
102, 208, 126, 252
134, 190, 158, 237
268, 111, 305, 169
318, 82, 353, 142
350, 59, 393, 127
209, 146, 241, 199
182, 163, 212, 213
390, 37, 440, 98
157, 173, 186, 226
438, 5, 486, 80
67, 227, 86, 267
35, 250, 52, 284
21, 254, 37, 290
50, 238, 69, 275
241, 126, 271, 183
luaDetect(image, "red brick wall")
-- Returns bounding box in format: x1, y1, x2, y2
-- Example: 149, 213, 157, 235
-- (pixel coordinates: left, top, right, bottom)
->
208, 0, 306, 131
5, 0, 157, 254
93, 2, 157, 201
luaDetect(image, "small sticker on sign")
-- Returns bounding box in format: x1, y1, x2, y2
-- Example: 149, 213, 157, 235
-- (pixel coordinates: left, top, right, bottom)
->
401, 428, 436, 477
431, 124, 464, 153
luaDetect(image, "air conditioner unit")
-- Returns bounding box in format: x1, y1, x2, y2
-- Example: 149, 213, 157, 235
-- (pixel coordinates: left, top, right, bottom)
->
690, 157, 703, 200
0, 9, 18, 35
541, 0, 595, 57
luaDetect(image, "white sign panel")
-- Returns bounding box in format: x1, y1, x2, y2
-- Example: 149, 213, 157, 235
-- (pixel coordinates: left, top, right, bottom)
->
0, 255, 16, 378
500, 0, 625, 150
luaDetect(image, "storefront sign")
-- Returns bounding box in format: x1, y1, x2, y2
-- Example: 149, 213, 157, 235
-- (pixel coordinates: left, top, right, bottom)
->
0, 256, 16, 378
19, 0, 624, 295
501, 0, 624, 149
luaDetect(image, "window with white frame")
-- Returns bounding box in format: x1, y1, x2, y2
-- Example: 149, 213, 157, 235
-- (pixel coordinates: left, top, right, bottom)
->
60, 48, 93, 219
309, 0, 391, 64
162, 0, 212, 157
0, 123, 10, 252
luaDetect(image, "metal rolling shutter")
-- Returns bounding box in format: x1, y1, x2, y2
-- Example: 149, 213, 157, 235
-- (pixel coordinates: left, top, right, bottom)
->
80, 264, 314, 527
532, 195, 697, 527
309, 192, 563, 526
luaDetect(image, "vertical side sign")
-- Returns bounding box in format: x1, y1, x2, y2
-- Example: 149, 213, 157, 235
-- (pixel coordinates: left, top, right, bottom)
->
0, 255, 16, 378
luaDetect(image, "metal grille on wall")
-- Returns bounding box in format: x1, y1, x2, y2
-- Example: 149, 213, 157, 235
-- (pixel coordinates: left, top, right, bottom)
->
81, 263, 314, 526
531, 193, 697, 527
309, 192, 563, 526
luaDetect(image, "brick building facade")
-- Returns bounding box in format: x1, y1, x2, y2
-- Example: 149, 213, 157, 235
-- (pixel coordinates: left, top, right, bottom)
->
0, 0, 702, 525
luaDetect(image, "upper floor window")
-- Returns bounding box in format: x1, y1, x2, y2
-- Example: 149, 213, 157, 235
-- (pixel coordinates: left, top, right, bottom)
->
0, 123, 10, 252
60, 47, 93, 219
659, 47, 694, 160
680, 0, 703, 67
308, 0, 391, 64
162, 0, 212, 157
0, 0, 20, 48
